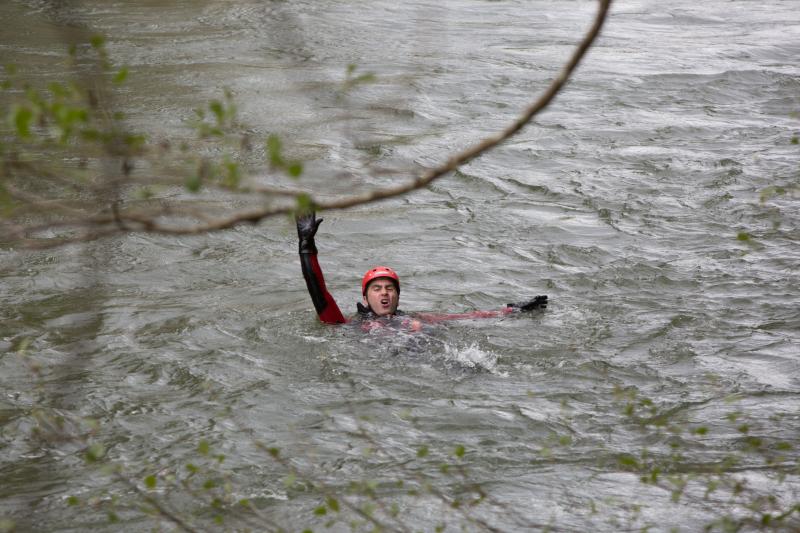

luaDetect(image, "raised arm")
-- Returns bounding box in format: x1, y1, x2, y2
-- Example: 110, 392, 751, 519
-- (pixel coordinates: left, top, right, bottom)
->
413, 296, 548, 324
296, 212, 347, 324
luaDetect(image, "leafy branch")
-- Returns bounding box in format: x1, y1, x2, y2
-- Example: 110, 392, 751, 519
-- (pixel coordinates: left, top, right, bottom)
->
1, 0, 612, 248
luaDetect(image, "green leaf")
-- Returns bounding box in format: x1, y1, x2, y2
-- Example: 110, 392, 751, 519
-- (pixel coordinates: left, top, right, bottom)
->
90, 35, 106, 49
85, 442, 106, 462
48, 82, 67, 97
209, 100, 224, 125
745, 436, 763, 449
186, 173, 202, 193
454, 445, 465, 458
295, 193, 314, 214
144, 475, 157, 489
66, 495, 80, 506
760, 185, 787, 203
13, 106, 34, 138
223, 161, 240, 189
113, 66, 129, 84
352, 73, 376, 85
313, 505, 327, 516
203, 479, 216, 490
137, 187, 154, 200
791, 136, 798, 145
124, 134, 146, 148
267, 134, 283, 166
736, 232, 751, 242
107, 512, 119, 524
618, 454, 640, 469
267, 447, 280, 458
417, 445, 429, 458
287, 161, 303, 179
326, 497, 340, 512
185, 463, 198, 473
197, 439, 210, 455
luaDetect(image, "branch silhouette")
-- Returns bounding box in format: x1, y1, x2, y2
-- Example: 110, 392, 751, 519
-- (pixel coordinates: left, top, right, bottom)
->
4, 0, 612, 248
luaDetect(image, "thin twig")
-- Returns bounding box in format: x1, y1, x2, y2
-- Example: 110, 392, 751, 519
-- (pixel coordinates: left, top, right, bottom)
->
251, 440, 402, 533
115, 474, 202, 533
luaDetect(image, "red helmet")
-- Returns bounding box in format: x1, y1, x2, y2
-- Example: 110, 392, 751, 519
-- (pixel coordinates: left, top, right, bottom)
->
361, 266, 400, 295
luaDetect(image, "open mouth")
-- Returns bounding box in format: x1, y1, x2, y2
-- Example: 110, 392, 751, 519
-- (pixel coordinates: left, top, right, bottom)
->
380, 298, 390, 307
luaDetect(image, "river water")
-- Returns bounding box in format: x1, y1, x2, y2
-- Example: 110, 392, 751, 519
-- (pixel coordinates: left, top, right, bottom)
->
1, 0, 799, 531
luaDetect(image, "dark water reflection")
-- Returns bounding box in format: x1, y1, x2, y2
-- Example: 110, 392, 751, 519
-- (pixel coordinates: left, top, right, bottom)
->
2, 0, 800, 531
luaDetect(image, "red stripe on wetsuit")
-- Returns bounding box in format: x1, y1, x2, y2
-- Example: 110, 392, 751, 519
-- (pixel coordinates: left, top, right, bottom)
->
299, 252, 347, 324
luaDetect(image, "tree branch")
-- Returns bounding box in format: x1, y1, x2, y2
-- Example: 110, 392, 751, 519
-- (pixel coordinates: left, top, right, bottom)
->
8, 0, 612, 248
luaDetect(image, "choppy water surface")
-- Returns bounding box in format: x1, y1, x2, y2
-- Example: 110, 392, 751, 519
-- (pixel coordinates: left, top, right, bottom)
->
1, 0, 799, 531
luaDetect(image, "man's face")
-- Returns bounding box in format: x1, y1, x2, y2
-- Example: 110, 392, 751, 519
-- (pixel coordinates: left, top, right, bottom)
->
363, 278, 399, 317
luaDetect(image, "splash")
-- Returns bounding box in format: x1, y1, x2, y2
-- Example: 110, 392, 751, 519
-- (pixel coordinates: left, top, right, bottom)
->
441, 342, 502, 374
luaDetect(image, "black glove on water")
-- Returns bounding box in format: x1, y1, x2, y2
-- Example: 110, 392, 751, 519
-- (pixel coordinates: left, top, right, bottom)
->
296, 211, 323, 254
507, 295, 548, 312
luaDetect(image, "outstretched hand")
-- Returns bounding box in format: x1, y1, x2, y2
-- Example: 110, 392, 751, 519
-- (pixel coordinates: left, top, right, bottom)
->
296, 211, 323, 240
507, 295, 548, 312
296, 211, 323, 253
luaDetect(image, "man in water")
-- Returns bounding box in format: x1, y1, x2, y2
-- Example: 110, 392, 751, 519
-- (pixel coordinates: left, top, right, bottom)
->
296, 212, 547, 327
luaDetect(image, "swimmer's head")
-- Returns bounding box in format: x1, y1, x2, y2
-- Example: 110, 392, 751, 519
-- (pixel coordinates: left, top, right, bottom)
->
361, 266, 400, 317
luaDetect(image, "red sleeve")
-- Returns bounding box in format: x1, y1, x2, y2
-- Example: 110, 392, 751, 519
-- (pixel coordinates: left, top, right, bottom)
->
299, 252, 347, 324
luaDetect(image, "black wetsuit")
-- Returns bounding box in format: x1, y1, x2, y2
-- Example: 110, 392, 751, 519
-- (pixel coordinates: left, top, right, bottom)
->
296, 213, 547, 326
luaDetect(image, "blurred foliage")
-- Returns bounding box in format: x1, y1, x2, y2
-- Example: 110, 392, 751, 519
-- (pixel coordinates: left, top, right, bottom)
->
0, 36, 312, 246
610, 385, 799, 531
745, 110, 800, 242
5, 339, 799, 531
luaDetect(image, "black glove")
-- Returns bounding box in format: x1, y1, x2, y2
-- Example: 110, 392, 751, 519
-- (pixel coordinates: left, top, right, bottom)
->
296, 211, 323, 254
507, 295, 548, 312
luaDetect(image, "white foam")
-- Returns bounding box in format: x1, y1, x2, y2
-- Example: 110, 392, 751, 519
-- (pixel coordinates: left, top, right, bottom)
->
442, 342, 503, 374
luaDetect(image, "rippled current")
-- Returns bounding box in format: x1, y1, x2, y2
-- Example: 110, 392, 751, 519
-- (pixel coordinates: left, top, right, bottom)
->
1, 1, 799, 531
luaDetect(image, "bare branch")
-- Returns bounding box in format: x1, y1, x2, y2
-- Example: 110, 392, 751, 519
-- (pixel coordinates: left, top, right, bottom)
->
319, 0, 612, 211
8, 0, 612, 248
115, 474, 202, 533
